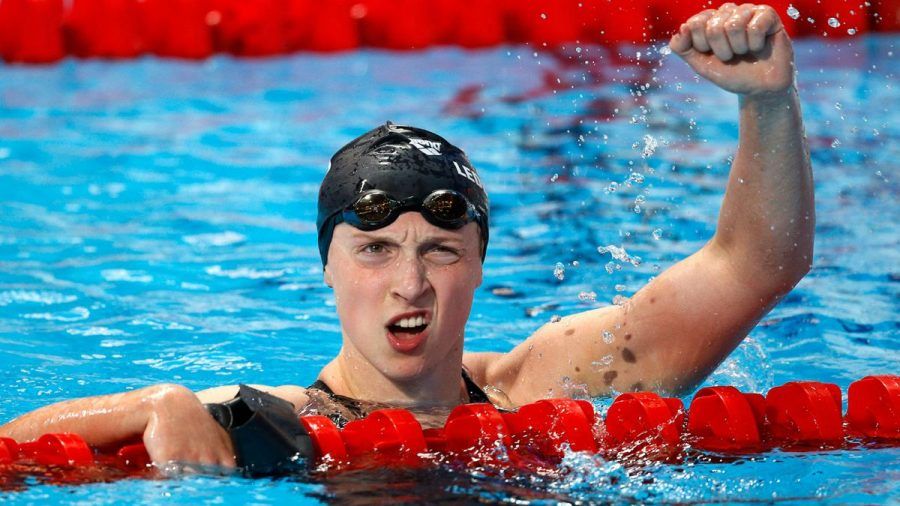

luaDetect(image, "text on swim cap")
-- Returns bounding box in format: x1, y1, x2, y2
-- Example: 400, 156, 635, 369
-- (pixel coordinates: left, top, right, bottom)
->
453, 161, 483, 189
409, 138, 442, 156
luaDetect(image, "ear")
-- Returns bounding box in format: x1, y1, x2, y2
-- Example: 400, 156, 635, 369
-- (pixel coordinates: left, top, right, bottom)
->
324, 265, 334, 288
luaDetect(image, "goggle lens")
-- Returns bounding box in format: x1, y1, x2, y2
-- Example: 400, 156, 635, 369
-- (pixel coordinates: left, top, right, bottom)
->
344, 190, 476, 230
423, 190, 469, 225
352, 192, 394, 225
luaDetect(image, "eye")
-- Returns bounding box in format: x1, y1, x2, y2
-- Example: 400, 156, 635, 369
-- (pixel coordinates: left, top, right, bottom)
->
361, 243, 387, 255
426, 244, 461, 263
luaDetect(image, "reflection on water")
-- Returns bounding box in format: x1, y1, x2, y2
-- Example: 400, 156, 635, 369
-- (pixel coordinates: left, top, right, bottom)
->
0, 35, 897, 504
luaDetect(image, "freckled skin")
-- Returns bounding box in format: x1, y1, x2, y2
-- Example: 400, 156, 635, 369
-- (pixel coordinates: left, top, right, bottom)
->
630, 382, 644, 392
565, 329, 575, 336
574, 366, 580, 372
624, 333, 633, 341
622, 348, 636, 363
603, 371, 618, 386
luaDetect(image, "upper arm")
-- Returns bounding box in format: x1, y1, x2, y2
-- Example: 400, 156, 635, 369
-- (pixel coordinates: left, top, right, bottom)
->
195, 384, 310, 409
483, 241, 793, 404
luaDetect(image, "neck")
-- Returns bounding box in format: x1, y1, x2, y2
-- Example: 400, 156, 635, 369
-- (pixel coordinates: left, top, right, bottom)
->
319, 342, 465, 407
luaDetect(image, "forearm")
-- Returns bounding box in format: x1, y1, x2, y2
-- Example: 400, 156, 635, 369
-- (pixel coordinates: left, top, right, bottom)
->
713, 87, 814, 288
0, 384, 182, 447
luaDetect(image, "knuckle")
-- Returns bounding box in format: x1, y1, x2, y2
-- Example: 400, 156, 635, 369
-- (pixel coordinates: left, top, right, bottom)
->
725, 19, 743, 32
687, 18, 705, 31
706, 23, 727, 38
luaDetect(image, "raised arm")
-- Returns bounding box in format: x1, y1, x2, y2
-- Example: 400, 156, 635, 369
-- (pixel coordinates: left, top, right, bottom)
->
475, 3, 813, 404
0, 384, 235, 467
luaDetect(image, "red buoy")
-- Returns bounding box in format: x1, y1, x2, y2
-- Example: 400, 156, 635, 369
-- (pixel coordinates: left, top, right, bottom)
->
453, 0, 506, 49
209, 0, 288, 56
305, 0, 359, 52
846, 375, 900, 439
0, 0, 65, 63
687, 386, 766, 452
356, 0, 437, 50
65, 0, 143, 58
766, 381, 844, 446
136, 0, 213, 59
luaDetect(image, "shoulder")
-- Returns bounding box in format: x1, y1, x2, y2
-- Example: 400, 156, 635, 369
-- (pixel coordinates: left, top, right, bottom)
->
195, 384, 310, 409
461, 351, 504, 388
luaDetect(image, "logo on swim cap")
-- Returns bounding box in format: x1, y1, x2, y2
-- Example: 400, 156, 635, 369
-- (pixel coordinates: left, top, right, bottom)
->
409, 138, 442, 155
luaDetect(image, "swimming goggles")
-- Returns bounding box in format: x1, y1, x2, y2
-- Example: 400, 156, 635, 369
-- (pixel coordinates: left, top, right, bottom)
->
342, 189, 483, 231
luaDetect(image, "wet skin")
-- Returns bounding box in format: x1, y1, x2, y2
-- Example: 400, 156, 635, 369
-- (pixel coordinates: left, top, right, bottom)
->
0, 3, 814, 470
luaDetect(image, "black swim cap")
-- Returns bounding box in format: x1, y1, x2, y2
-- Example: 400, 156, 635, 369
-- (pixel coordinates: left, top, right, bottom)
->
316, 122, 489, 266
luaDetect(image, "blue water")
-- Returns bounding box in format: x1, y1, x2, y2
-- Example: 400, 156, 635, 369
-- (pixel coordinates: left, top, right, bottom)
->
0, 35, 897, 504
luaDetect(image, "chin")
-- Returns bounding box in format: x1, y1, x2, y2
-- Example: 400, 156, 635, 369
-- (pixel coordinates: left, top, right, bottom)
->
379, 356, 429, 383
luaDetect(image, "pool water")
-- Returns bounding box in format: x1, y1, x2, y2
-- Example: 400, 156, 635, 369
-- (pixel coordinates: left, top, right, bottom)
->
0, 35, 897, 504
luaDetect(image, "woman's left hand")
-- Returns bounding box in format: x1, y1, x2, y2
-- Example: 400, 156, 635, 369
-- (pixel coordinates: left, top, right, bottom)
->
668, 3, 795, 96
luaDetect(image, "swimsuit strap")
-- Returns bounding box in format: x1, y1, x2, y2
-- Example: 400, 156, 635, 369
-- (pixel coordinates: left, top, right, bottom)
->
307, 368, 491, 417
306, 379, 365, 427
461, 367, 491, 403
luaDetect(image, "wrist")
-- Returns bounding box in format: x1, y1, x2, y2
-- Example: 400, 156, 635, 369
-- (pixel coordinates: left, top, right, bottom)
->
146, 383, 199, 416
739, 85, 798, 107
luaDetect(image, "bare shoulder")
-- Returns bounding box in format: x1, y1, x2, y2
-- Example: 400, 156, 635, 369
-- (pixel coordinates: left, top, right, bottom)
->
195, 384, 310, 409
464, 305, 623, 405
462, 351, 505, 387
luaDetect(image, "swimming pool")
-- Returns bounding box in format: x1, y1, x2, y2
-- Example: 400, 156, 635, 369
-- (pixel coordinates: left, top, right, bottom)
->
0, 35, 897, 503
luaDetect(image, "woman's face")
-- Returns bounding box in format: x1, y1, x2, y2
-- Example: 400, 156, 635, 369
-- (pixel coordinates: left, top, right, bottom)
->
324, 212, 483, 382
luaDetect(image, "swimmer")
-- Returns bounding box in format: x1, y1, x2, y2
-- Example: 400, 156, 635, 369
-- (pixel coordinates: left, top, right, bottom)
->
0, 3, 813, 469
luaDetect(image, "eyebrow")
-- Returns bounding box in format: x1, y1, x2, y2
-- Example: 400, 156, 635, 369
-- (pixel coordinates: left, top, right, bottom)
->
348, 231, 465, 244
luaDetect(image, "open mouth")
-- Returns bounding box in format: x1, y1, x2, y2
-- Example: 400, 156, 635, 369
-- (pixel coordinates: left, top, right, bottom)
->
387, 314, 430, 339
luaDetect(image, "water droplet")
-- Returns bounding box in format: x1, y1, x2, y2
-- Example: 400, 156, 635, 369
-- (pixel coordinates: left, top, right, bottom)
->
786, 5, 800, 19
828, 17, 840, 28
592, 355, 614, 370
641, 135, 658, 158
578, 291, 597, 302
847, 28, 857, 35
550, 173, 559, 182
612, 295, 629, 306
614, 284, 626, 292
652, 228, 663, 240
540, 13, 547, 20
630, 171, 645, 184
831, 138, 841, 148
550, 315, 562, 323
607, 182, 619, 193
576, 46, 583, 53
602, 330, 615, 343
834, 102, 842, 110
659, 46, 672, 56
553, 262, 566, 281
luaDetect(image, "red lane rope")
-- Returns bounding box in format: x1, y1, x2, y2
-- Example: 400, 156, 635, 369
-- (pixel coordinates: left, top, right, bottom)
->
1, 375, 897, 479
0, 0, 896, 63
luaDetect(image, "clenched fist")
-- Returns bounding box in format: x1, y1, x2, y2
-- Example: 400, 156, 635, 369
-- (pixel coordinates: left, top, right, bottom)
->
669, 3, 795, 96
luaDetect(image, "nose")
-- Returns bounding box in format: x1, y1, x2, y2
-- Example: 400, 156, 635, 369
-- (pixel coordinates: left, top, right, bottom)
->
390, 253, 432, 304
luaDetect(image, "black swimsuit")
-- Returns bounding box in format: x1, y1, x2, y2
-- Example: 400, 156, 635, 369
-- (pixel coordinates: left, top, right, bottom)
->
306, 369, 491, 427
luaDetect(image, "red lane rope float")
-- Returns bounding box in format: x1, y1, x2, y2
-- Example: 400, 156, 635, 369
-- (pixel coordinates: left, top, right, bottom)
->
0, 0, 896, 63
1, 375, 897, 480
